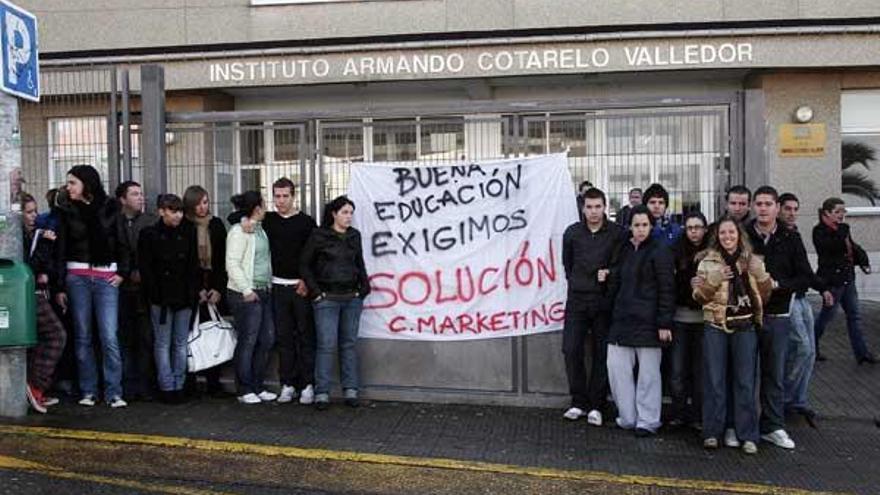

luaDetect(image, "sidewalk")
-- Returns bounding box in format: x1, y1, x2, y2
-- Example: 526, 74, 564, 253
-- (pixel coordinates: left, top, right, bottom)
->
3, 299, 879, 494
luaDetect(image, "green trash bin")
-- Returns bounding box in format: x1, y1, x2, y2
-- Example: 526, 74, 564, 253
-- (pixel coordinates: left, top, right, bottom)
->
0, 259, 36, 347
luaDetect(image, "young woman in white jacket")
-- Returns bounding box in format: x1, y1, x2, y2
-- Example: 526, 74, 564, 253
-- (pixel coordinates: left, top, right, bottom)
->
226, 191, 276, 405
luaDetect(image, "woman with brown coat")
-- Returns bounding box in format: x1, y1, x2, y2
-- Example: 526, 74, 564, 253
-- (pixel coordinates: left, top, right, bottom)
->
693, 216, 773, 455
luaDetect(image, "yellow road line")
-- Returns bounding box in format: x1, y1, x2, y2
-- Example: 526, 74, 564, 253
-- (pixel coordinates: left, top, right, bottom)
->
0, 424, 844, 495
0, 453, 231, 495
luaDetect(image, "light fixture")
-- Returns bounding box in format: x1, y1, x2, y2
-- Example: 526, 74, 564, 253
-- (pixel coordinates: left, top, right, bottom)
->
794, 105, 814, 123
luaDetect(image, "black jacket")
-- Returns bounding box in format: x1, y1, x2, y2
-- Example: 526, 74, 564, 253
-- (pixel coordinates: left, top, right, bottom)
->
615, 205, 634, 227
607, 236, 675, 347
673, 237, 705, 310
138, 219, 200, 310
562, 217, 625, 303
300, 227, 370, 298
53, 192, 121, 291
746, 220, 814, 315
24, 228, 56, 287
116, 210, 159, 281
813, 222, 870, 288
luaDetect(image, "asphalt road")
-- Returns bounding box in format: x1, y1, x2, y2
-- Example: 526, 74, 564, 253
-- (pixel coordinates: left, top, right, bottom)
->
0, 432, 783, 495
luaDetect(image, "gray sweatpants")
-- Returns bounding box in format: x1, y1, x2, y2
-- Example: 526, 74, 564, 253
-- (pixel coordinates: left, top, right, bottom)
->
607, 344, 663, 432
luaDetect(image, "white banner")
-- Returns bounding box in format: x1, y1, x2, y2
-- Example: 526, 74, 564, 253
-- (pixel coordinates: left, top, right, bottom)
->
348, 153, 579, 341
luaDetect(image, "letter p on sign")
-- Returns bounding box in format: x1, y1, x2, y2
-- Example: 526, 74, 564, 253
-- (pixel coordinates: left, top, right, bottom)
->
5, 11, 29, 85
0, 0, 39, 102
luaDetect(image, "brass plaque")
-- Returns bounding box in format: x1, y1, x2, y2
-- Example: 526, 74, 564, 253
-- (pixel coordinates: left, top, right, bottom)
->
779, 123, 826, 157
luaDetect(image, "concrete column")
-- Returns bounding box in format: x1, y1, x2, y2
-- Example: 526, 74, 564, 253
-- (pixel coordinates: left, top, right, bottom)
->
0, 92, 28, 418
0, 348, 27, 417
140, 65, 167, 212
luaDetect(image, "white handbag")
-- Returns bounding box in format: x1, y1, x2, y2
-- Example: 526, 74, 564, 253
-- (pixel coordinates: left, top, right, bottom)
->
187, 303, 237, 373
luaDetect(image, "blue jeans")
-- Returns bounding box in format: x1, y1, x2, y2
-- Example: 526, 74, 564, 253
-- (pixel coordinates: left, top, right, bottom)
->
785, 296, 815, 410
814, 283, 870, 360
702, 324, 759, 443
313, 297, 363, 399
760, 315, 791, 434
67, 274, 122, 399
229, 289, 275, 396
150, 306, 192, 392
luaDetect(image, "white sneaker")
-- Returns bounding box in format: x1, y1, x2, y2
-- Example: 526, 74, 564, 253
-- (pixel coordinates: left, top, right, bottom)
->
257, 390, 278, 402
761, 429, 796, 449
42, 397, 60, 407
237, 393, 261, 404
108, 397, 128, 409
563, 407, 586, 421
586, 409, 603, 427
299, 384, 315, 405
724, 428, 741, 448
277, 385, 297, 403
78, 395, 96, 407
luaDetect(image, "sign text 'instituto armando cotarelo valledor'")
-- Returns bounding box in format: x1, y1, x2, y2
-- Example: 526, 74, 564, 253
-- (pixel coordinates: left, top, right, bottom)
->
208, 42, 754, 84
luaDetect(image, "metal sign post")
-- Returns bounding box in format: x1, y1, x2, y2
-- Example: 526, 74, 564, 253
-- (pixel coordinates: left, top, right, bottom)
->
0, 0, 37, 418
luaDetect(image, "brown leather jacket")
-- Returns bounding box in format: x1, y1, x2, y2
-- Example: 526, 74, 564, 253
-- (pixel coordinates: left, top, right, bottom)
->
693, 249, 773, 333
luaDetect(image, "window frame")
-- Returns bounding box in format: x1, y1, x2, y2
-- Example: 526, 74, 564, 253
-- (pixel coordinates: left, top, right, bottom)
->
46, 115, 110, 189
841, 89, 880, 216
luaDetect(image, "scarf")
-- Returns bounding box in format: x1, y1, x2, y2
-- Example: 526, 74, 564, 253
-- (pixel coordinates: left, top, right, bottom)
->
822, 214, 853, 264
721, 248, 754, 326
188, 213, 213, 270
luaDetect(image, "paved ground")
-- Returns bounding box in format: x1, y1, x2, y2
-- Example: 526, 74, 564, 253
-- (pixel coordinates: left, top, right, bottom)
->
0, 298, 878, 494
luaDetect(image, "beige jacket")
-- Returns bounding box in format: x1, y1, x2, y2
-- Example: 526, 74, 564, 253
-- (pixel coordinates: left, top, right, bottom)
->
693, 249, 773, 333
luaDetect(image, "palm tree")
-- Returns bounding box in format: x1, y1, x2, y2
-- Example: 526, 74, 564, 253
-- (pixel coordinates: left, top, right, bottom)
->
842, 140, 880, 205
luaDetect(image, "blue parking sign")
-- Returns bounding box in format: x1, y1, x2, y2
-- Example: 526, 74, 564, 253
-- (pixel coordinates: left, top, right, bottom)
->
0, 0, 38, 102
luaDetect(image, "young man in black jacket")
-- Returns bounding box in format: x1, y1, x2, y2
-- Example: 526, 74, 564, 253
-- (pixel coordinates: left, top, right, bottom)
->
115, 181, 159, 402
725, 185, 752, 224
747, 186, 814, 450
813, 197, 876, 365
264, 178, 318, 405
778, 193, 831, 425
561, 187, 626, 426
615, 187, 642, 227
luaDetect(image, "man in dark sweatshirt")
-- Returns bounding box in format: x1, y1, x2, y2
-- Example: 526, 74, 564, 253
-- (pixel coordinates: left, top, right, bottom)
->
115, 181, 159, 401
561, 187, 626, 426
778, 193, 832, 425
746, 186, 814, 451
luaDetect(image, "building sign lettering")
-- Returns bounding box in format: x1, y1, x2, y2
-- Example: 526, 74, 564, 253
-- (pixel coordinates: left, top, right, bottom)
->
208, 42, 754, 84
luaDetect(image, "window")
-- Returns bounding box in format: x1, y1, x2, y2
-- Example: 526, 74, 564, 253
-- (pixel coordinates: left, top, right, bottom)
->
47, 116, 109, 188
841, 91, 880, 213
235, 123, 306, 204
373, 120, 417, 162
523, 109, 725, 219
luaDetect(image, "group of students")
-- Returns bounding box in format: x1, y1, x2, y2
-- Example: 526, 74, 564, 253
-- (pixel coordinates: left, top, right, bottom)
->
21, 164, 370, 413
20, 164, 874, 447
564, 182, 875, 455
